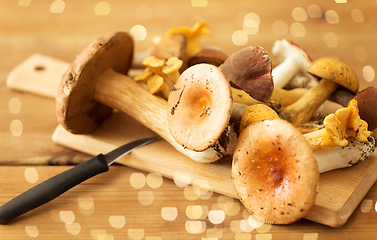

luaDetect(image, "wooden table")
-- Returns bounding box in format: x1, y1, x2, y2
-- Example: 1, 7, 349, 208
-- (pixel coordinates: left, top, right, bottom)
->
1, 0, 377, 239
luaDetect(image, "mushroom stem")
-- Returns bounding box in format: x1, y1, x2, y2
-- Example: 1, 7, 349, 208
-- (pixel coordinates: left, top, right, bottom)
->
311, 135, 376, 173
232, 87, 307, 106
94, 69, 230, 163
280, 78, 338, 125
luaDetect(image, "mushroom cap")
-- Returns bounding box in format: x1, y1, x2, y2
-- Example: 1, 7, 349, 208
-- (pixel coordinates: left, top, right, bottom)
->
167, 63, 232, 151
56, 32, 134, 134
188, 48, 228, 67
221, 46, 274, 102
353, 86, 377, 131
232, 119, 319, 224
307, 57, 359, 94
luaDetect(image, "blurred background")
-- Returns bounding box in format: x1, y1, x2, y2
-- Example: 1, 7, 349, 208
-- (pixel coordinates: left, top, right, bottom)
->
2, 0, 376, 89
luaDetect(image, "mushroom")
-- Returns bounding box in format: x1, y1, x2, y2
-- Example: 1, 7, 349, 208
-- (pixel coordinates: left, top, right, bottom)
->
188, 48, 228, 67
166, 21, 212, 59
239, 104, 279, 133
232, 87, 307, 107
55, 31, 231, 164
232, 119, 319, 224
232, 116, 375, 224
280, 57, 359, 126
326, 86, 377, 131
167, 63, 237, 154
132, 33, 187, 69
221, 46, 274, 103
271, 39, 318, 89
134, 56, 183, 99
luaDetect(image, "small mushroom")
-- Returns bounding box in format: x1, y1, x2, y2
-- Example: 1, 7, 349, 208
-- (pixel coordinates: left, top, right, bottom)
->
221, 46, 274, 103
280, 57, 359, 126
167, 63, 237, 154
271, 39, 317, 89
132, 33, 187, 69
327, 86, 377, 131
134, 56, 183, 99
188, 48, 228, 67
166, 21, 212, 59
239, 104, 279, 133
232, 119, 319, 224
56, 32, 233, 164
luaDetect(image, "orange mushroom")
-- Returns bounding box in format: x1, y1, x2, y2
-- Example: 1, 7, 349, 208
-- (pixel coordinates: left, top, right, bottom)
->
167, 63, 237, 154
232, 119, 319, 224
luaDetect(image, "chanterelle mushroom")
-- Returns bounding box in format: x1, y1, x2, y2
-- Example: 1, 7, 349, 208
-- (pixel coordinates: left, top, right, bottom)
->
166, 21, 212, 59
232, 119, 319, 224
280, 57, 359, 126
167, 63, 237, 154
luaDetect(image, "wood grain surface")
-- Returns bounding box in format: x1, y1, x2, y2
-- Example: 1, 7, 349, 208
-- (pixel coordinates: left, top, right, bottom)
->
1, 0, 377, 239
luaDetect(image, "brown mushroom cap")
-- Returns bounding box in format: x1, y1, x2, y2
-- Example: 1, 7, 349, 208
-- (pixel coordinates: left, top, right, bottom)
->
353, 86, 377, 131
232, 119, 319, 224
307, 57, 359, 94
221, 46, 274, 102
56, 32, 134, 134
167, 63, 232, 151
188, 48, 228, 67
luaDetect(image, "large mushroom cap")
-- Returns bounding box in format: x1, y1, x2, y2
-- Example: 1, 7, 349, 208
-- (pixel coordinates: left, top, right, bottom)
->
307, 57, 359, 94
167, 63, 232, 151
220, 46, 274, 102
232, 119, 319, 224
56, 32, 134, 134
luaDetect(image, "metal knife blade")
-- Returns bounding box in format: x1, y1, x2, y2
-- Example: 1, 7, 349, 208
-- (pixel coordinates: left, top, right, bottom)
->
0, 136, 159, 224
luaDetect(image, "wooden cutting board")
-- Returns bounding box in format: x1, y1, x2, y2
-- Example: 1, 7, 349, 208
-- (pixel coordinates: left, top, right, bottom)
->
7, 53, 377, 227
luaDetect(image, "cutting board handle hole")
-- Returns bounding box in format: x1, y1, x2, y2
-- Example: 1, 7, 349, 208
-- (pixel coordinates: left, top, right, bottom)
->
34, 65, 46, 71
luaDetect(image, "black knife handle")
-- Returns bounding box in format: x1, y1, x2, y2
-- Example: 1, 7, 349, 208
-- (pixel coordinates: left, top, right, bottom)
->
0, 154, 109, 224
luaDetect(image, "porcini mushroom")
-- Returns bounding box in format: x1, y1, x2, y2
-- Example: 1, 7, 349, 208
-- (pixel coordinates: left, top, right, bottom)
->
56, 31, 232, 164
221, 46, 274, 103
271, 39, 317, 89
167, 63, 237, 154
280, 57, 359, 126
232, 119, 319, 224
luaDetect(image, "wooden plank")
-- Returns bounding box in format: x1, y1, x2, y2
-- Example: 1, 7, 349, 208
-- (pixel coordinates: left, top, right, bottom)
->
7, 54, 377, 227
51, 111, 377, 227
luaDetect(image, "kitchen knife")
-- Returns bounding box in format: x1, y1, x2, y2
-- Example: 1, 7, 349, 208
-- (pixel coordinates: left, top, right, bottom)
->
0, 136, 159, 224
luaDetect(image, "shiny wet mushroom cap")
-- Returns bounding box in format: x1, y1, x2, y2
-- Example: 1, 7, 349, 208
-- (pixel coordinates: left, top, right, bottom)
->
167, 63, 233, 151
232, 119, 319, 224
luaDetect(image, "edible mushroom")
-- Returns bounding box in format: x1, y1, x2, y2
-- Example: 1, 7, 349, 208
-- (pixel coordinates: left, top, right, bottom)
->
271, 39, 318, 89
327, 86, 377, 131
167, 63, 237, 153
280, 57, 359, 126
188, 48, 228, 67
221, 46, 274, 103
56, 32, 231, 164
232, 119, 319, 224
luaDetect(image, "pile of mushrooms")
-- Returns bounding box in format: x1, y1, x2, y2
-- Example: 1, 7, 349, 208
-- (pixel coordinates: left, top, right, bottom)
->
56, 24, 376, 225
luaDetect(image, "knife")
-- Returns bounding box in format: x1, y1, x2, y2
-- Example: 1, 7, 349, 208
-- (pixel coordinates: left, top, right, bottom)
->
0, 136, 159, 224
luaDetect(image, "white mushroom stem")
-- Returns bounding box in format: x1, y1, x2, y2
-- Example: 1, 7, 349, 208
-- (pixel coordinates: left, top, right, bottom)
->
303, 130, 376, 173
271, 39, 314, 89
94, 68, 235, 163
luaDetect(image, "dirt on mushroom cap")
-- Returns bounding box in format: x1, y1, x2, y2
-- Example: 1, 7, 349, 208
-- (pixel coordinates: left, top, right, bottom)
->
232, 119, 319, 224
